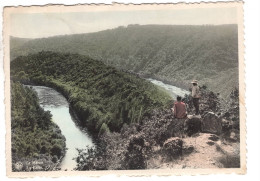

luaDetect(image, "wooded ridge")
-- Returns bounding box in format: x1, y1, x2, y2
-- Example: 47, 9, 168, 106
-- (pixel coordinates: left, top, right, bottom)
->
10, 24, 239, 98
11, 51, 172, 135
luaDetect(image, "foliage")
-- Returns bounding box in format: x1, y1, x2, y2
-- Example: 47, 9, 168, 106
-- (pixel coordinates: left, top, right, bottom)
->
123, 135, 146, 169
11, 81, 66, 171
10, 24, 239, 97
217, 153, 240, 168
74, 86, 240, 170
98, 123, 110, 136
220, 87, 240, 140
183, 85, 221, 115
11, 51, 172, 135
74, 146, 107, 170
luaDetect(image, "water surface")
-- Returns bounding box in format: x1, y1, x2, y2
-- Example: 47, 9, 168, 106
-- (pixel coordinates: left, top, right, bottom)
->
31, 86, 94, 171
29, 79, 188, 170
147, 78, 190, 99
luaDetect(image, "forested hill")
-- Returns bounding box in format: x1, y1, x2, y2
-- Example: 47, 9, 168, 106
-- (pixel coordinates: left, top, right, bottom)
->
11, 51, 172, 135
11, 81, 66, 171
10, 24, 239, 97
10, 36, 32, 49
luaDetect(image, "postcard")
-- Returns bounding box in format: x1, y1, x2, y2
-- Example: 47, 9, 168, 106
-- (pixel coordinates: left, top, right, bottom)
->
4, 1, 245, 177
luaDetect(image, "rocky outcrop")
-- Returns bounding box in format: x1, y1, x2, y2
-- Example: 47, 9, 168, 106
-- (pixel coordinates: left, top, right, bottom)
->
182, 141, 194, 155
162, 137, 183, 160
201, 112, 222, 135
184, 115, 202, 136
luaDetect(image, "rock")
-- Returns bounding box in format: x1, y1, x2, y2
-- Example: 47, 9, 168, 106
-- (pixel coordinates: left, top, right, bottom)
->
208, 134, 220, 141
229, 130, 239, 142
162, 137, 183, 160
184, 115, 202, 136
221, 118, 232, 132
201, 112, 222, 135
206, 141, 215, 146
224, 111, 231, 118
230, 132, 236, 139
182, 143, 194, 155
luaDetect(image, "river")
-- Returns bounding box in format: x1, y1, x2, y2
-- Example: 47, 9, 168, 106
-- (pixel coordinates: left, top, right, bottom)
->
29, 79, 187, 170
147, 78, 190, 99
31, 86, 94, 171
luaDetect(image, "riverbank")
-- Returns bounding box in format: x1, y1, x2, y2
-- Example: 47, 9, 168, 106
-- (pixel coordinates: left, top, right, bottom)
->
31, 85, 94, 171
136, 71, 190, 91
11, 51, 172, 136
11, 81, 66, 172
10, 51, 240, 170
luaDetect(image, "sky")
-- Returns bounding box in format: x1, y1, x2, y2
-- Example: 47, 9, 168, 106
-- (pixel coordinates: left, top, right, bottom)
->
10, 7, 238, 38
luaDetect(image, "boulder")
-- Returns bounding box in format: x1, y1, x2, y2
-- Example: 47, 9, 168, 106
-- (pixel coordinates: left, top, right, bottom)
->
208, 134, 220, 141
184, 115, 202, 136
201, 112, 222, 135
182, 142, 194, 155
162, 137, 183, 160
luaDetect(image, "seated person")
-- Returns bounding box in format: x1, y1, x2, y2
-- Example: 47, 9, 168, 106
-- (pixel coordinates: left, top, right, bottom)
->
172, 96, 187, 119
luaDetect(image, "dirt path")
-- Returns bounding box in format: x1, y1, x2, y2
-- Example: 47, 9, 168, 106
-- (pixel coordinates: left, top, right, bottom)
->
148, 133, 240, 169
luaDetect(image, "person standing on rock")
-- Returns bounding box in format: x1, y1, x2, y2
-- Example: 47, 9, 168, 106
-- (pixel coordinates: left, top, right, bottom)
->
191, 80, 200, 115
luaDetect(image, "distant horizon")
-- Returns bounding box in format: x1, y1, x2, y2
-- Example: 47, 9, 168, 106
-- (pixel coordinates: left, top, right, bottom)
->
10, 23, 238, 39
10, 7, 238, 38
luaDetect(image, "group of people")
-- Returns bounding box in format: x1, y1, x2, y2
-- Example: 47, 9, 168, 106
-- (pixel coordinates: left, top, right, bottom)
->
172, 80, 200, 119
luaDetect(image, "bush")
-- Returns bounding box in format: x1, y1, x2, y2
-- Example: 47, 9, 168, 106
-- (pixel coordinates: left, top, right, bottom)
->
51, 144, 62, 158
52, 155, 58, 163
218, 154, 240, 168
98, 123, 110, 136
40, 146, 47, 154
75, 146, 106, 170
124, 135, 146, 169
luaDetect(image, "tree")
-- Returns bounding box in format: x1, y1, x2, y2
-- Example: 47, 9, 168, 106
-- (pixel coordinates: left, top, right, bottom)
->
51, 144, 62, 158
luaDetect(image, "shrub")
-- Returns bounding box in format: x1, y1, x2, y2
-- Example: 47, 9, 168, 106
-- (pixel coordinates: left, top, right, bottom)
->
98, 123, 110, 136
124, 135, 146, 169
52, 155, 58, 163
50, 144, 62, 158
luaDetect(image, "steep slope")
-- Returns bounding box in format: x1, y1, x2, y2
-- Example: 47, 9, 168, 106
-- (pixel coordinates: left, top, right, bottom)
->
11, 81, 66, 171
10, 36, 32, 47
73, 86, 240, 170
11, 51, 172, 135
10, 24, 239, 97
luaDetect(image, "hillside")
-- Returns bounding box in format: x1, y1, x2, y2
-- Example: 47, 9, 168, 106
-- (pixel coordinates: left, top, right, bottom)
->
10, 24, 239, 98
11, 81, 66, 171
74, 88, 240, 170
11, 51, 172, 135
10, 36, 32, 50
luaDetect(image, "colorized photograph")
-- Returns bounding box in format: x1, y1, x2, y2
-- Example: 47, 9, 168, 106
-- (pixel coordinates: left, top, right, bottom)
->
4, 2, 245, 176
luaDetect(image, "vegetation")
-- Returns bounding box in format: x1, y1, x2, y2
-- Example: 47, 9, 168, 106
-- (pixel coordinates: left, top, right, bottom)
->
74, 85, 240, 170
10, 24, 239, 97
10, 24, 240, 169
11, 51, 172, 135
11, 81, 66, 171
10, 36, 32, 50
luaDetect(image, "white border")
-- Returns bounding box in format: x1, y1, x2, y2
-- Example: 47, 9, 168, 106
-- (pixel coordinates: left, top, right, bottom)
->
1, 0, 260, 180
